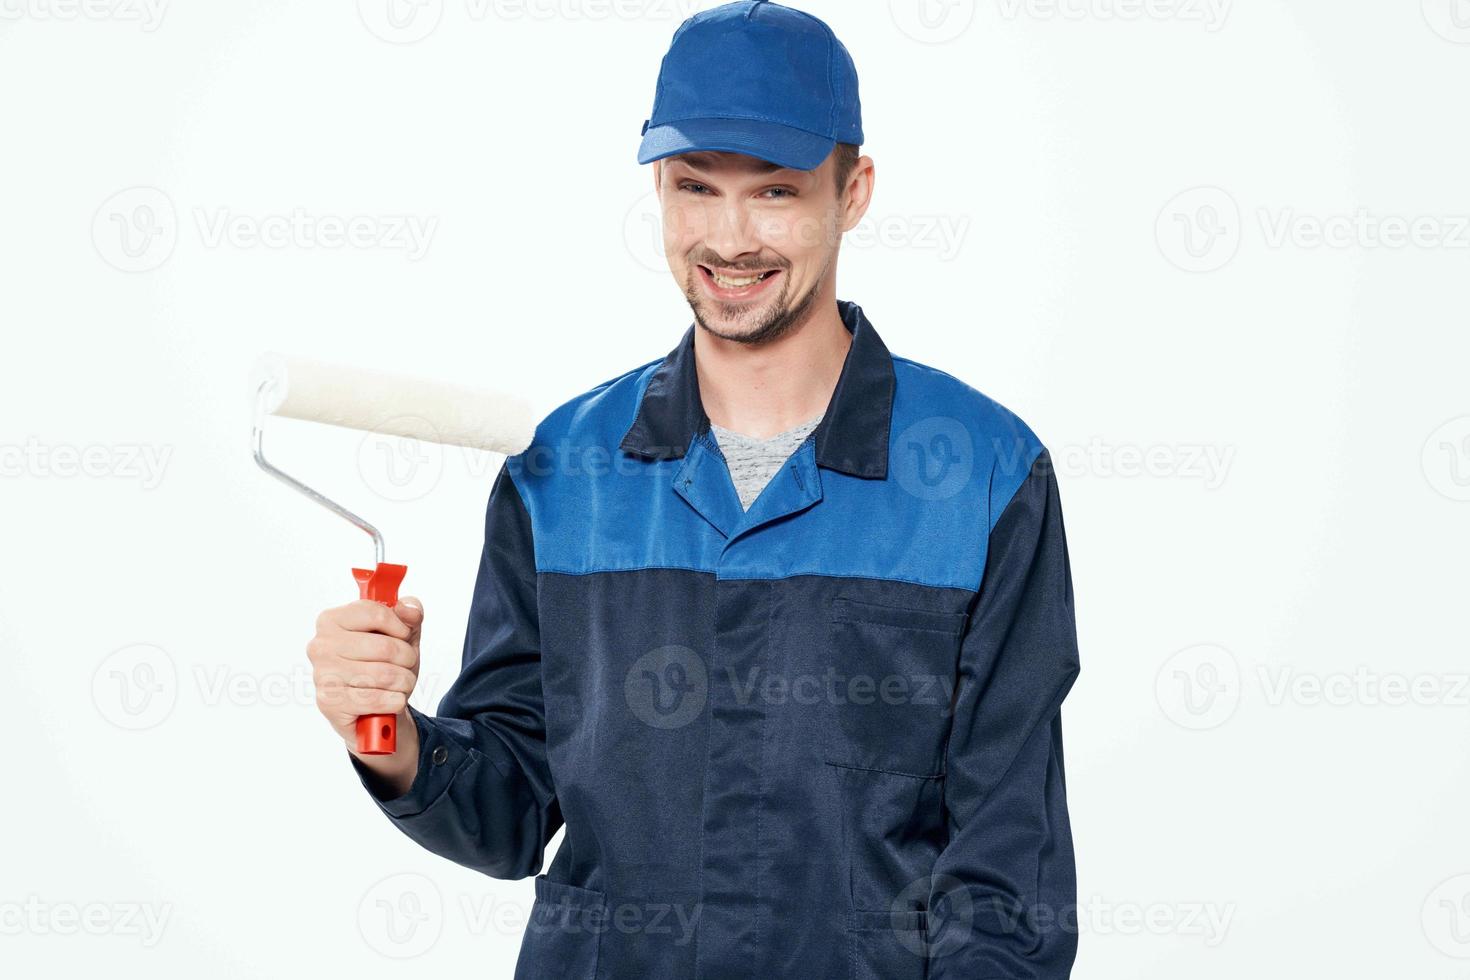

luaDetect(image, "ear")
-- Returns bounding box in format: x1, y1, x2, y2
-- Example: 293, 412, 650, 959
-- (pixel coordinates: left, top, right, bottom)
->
840, 155, 876, 233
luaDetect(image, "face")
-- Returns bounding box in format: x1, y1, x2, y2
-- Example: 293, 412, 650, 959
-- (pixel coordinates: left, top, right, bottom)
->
654, 149, 866, 347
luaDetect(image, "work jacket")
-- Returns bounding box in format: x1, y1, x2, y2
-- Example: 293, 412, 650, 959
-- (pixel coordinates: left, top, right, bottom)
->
351, 299, 1083, 980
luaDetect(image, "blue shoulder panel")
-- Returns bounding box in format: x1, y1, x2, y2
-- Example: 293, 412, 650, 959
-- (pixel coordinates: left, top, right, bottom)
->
507, 354, 1044, 593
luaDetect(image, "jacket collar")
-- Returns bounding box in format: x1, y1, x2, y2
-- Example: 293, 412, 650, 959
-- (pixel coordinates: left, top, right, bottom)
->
618, 299, 895, 479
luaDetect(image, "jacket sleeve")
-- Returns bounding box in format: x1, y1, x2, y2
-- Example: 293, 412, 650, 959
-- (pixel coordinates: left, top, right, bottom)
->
347, 457, 563, 880
928, 447, 1082, 980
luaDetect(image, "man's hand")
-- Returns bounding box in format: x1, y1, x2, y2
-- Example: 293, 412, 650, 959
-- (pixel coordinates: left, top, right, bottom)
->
307, 596, 425, 798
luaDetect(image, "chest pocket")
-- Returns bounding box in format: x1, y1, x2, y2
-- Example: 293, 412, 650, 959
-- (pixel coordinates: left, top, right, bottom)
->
823, 595, 968, 779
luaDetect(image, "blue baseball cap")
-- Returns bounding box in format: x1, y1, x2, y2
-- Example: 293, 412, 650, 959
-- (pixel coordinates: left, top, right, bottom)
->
637, 0, 864, 172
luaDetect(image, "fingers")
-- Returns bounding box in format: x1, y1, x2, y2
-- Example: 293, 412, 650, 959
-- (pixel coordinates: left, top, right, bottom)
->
315, 682, 408, 721
317, 599, 414, 641
314, 659, 416, 714
313, 658, 417, 693
307, 630, 417, 670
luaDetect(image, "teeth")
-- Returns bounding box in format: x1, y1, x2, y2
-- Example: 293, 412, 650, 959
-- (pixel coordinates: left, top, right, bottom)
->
712, 270, 769, 288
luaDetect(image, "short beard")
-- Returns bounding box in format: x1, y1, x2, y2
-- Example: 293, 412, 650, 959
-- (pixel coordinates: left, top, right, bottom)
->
684, 255, 829, 348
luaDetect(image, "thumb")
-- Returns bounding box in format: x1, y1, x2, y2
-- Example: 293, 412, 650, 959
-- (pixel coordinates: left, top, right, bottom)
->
396, 596, 424, 638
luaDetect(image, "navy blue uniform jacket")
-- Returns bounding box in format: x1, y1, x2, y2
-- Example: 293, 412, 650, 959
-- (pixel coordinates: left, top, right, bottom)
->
351, 299, 1082, 979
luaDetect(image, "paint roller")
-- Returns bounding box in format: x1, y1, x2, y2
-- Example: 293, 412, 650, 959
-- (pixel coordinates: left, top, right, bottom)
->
249, 353, 537, 755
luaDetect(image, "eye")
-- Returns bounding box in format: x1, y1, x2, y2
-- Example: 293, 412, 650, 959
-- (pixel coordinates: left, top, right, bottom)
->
764, 187, 797, 199
679, 182, 711, 195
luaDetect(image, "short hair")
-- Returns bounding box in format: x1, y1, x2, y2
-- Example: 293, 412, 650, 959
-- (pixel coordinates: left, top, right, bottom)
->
832, 143, 862, 199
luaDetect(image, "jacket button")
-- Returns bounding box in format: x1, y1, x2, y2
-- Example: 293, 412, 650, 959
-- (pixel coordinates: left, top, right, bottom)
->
431, 745, 449, 766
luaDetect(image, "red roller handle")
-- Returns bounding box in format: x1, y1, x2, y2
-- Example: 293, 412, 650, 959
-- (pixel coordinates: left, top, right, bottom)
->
350, 562, 410, 755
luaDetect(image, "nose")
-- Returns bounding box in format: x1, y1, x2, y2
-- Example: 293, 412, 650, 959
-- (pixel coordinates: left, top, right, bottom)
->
701, 197, 763, 264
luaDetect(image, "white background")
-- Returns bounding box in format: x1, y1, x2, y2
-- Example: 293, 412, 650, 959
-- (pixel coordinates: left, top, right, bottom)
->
3, 1, 1469, 977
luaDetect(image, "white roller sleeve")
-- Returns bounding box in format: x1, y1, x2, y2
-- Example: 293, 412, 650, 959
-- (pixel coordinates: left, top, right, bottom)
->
250, 352, 538, 455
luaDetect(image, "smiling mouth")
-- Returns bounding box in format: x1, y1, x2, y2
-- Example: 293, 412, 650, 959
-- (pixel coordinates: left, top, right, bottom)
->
700, 265, 780, 289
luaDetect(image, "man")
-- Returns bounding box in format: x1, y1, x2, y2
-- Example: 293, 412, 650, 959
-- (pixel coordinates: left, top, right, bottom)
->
306, 2, 1082, 978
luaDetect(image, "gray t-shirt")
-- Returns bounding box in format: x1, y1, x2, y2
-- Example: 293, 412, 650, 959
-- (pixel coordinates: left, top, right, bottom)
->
710, 413, 824, 511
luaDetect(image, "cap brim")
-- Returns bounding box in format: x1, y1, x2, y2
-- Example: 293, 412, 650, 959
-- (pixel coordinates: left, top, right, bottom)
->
638, 117, 836, 172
